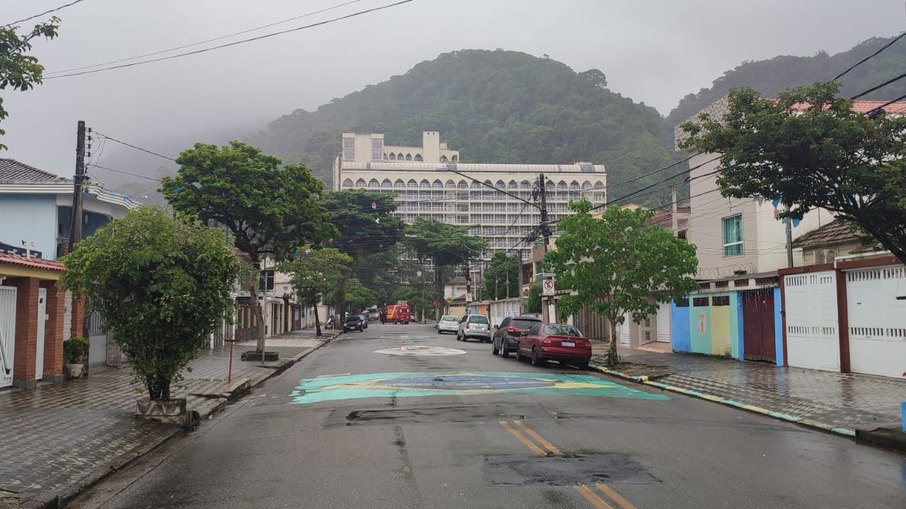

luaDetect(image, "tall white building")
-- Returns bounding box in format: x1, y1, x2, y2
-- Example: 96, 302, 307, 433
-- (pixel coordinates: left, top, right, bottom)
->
333, 132, 607, 262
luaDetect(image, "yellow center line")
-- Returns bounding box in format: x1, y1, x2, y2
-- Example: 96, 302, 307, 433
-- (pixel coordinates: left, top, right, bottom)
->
513, 420, 563, 456
576, 484, 615, 509
498, 420, 547, 456
595, 482, 637, 509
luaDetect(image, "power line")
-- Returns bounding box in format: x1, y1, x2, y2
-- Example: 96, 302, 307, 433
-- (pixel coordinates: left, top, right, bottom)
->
44, 0, 414, 79
2, 0, 86, 28
833, 32, 906, 81
87, 163, 163, 182
849, 69, 906, 100
45, 0, 364, 76
94, 132, 177, 162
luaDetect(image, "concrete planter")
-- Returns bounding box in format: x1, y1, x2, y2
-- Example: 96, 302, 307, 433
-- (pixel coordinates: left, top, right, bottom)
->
64, 362, 84, 379
136, 397, 191, 427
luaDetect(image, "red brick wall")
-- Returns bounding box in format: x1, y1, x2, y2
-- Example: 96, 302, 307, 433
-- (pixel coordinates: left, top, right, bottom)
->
71, 294, 86, 339
43, 282, 65, 377
12, 277, 38, 384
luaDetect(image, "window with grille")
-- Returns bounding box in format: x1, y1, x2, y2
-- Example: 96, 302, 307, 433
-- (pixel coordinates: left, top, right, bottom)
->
371, 138, 383, 161
723, 214, 743, 256
342, 138, 355, 161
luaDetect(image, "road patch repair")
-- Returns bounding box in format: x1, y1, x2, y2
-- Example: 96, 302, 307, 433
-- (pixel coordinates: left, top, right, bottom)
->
289, 371, 671, 404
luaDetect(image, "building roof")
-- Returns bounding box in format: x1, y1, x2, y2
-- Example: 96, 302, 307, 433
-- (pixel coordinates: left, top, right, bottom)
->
341, 161, 605, 174
0, 159, 69, 184
0, 252, 65, 272
792, 218, 876, 249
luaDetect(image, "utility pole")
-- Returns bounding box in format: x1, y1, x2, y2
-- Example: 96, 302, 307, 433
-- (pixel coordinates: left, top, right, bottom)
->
671, 184, 679, 236
464, 259, 472, 308
785, 208, 794, 269
67, 121, 87, 255
538, 173, 551, 322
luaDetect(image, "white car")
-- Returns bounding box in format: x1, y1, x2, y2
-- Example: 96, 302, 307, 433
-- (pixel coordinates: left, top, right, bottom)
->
437, 315, 460, 334
457, 314, 491, 342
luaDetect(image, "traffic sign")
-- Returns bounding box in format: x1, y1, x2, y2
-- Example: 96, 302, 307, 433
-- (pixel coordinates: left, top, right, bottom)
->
542, 279, 555, 296
445, 296, 453, 304
466, 292, 473, 302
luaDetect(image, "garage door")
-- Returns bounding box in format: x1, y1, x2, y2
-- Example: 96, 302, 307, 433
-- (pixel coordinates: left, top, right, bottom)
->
783, 271, 839, 371
0, 286, 17, 388
846, 266, 906, 378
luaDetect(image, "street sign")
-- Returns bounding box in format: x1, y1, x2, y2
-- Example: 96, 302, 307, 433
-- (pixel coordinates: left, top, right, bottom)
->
445, 296, 453, 304
466, 292, 473, 302
542, 279, 555, 296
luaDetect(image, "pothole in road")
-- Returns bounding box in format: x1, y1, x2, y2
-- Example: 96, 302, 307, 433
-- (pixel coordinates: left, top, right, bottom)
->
484, 454, 659, 486
341, 405, 525, 425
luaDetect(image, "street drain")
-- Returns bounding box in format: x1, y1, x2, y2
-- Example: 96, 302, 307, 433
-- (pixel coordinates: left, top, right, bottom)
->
484, 453, 658, 486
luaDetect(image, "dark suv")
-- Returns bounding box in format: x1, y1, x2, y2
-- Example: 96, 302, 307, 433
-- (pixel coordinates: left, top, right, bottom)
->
492, 315, 542, 358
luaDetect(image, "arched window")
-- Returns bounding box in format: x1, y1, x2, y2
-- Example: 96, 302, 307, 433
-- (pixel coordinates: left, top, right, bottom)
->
471, 181, 483, 189
394, 179, 405, 188
520, 180, 532, 188
582, 181, 592, 190
398, 153, 405, 160
457, 180, 468, 189
508, 180, 518, 189
405, 153, 412, 161
496, 180, 506, 188
407, 179, 418, 188
593, 181, 605, 190
451, 155, 458, 162
569, 181, 580, 190
445, 179, 457, 188
414, 154, 423, 162
355, 178, 366, 188
342, 178, 354, 188
440, 155, 448, 162
432, 179, 443, 188
389, 154, 396, 161
420, 179, 430, 188
382, 179, 392, 188
557, 181, 567, 189
369, 179, 379, 188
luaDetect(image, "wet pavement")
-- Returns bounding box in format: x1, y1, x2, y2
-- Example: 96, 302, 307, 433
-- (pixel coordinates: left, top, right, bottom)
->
591, 342, 906, 437
0, 330, 335, 509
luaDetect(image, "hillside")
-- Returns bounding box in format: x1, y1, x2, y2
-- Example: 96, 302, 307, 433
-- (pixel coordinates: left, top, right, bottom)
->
665, 35, 906, 135
249, 49, 677, 203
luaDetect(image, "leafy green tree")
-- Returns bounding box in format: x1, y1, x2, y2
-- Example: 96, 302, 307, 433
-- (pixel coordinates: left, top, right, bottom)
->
482, 252, 522, 300
390, 267, 433, 322
60, 207, 239, 400
404, 218, 487, 320
160, 141, 336, 352
543, 200, 698, 363
323, 189, 405, 321
525, 283, 542, 314
679, 82, 906, 265
1, 17, 59, 149
340, 277, 378, 313
279, 247, 351, 337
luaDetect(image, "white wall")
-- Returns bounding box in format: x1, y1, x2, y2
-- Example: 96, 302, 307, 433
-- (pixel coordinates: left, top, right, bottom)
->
0, 194, 57, 259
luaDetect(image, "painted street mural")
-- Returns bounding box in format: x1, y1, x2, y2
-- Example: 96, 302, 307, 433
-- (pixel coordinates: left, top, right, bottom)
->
290, 371, 670, 404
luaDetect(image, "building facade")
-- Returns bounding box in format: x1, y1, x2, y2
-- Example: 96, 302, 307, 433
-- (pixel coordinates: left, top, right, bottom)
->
333, 132, 607, 262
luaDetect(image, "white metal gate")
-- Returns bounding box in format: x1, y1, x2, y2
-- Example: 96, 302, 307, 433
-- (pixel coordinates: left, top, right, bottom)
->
846, 265, 906, 378
35, 288, 46, 380
0, 286, 17, 388
783, 271, 840, 371
656, 302, 671, 343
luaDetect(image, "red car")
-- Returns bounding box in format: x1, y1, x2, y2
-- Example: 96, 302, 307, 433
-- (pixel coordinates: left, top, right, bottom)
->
516, 323, 591, 370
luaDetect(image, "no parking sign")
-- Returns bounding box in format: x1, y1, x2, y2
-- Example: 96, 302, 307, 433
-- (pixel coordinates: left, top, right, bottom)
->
542, 279, 555, 296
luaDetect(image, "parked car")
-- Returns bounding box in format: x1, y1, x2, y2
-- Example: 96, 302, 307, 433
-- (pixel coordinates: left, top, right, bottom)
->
437, 314, 460, 334
457, 314, 491, 342
492, 315, 542, 358
517, 323, 591, 369
343, 314, 366, 333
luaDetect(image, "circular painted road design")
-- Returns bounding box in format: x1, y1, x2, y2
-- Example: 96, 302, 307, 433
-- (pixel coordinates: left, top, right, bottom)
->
289, 371, 669, 404
374, 345, 466, 356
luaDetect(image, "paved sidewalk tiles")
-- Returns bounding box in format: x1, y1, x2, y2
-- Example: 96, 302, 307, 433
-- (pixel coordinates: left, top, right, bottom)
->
0, 330, 336, 509
590, 343, 906, 445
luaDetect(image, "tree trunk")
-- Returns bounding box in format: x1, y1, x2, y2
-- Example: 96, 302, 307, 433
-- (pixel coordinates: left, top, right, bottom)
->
148, 376, 171, 400
608, 313, 621, 366
249, 285, 265, 353
314, 303, 322, 337
434, 266, 444, 321
336, 277, 347, 327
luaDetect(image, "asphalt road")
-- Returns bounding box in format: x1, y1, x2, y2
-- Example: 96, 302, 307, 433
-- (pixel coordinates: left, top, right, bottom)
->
70, 322, 906, 508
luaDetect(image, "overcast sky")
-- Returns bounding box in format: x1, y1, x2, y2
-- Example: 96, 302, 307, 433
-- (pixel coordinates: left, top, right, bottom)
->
3, 0, 905, 181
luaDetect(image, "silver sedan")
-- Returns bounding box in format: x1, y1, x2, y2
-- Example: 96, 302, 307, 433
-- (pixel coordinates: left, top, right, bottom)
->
437, 314, 460, 334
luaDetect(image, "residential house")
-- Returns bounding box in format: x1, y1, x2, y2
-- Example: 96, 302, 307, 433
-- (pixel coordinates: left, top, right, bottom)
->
0, 159, 137, 387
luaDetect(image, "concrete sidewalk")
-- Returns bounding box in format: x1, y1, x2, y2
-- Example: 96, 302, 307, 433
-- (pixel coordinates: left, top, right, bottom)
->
0, 329, 338, 509
590, 341, 906, 450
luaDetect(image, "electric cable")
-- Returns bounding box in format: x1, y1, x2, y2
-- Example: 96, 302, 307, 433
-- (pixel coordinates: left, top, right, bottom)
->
44, 0, 414, 79
2, 0, 85, 28
833, 32, 906, 81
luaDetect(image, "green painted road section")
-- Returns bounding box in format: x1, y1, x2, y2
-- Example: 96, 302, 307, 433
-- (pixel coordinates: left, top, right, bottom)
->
289, 371, 670, 404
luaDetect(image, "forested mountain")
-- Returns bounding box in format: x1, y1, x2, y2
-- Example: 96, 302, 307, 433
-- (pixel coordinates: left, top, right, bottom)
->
249, 49, 676, 203
664, 36, 906, 136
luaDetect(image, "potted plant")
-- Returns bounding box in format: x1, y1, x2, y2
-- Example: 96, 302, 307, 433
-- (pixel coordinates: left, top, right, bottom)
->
63, 336, 89, 378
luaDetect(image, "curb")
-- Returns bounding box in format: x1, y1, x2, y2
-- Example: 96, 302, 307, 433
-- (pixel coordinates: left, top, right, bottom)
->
591, 363, 859, 439
41, 335, 338, 509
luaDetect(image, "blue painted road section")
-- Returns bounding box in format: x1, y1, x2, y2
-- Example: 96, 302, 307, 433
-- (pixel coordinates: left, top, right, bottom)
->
289, 371, 671, 404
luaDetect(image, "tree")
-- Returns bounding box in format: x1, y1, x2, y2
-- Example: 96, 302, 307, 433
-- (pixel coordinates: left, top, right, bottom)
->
1, 17, 60, 149
543, 200, 698, 363
60, 207, 239, 400
482, 252, 522, 300
679, 82, 906, 265
525, 283, 542, 314
323, 189, 406, 322
404, 218, 487, 320
160, 141, 336, 352
279, 247, 351, 337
